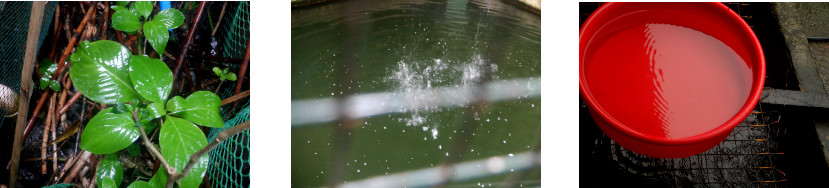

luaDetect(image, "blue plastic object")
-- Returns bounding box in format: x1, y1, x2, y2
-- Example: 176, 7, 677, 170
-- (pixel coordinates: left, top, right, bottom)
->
159, 1, 173, 33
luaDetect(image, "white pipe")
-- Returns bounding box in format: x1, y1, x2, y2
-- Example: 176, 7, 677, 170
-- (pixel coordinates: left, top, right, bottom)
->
291, 77, 540, 126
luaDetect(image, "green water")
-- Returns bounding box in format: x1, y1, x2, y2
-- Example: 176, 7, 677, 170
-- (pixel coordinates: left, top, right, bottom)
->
291, 0, 540, 187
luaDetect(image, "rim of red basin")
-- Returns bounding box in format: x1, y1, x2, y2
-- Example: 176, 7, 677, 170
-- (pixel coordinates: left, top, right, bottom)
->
578, 2, 766, 146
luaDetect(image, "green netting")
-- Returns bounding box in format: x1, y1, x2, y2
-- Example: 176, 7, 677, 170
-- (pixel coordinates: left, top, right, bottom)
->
207, 1, 249, 187
0, 2, 57, 127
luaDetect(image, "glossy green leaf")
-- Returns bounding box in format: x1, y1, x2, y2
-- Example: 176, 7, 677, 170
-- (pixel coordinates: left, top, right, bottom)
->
166, 91, 223, 128
111, 5, 129, 13
126, 142, 141, 157
146, 102, 165, 119
38, 59, 60, 91
165, 96, 184, 114
110, 103, 133, 114
222, 68, 229, 74
99, 179, 116, 188
149, 168, 167, 188
160, 117, 209, 188
126, 181, 152, 188
129, 55, 173, 103
96, 154, 123, 188
70, 40, 140, 104
111, 9, 140, 32
144, 20, 169, 56
136, 119, 156, 133
154, 8, 185, 30
131, 1, 152, 20
226, 72, 237, 81
80, 108, 139, 154
42, 183, 75, 188
212, 67, 222, 77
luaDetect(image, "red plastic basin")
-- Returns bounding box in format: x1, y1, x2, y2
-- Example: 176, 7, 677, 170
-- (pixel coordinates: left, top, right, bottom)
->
579, 3, 765, 158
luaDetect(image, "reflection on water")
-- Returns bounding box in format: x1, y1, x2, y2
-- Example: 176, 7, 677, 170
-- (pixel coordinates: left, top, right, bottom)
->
292, 0, 539, 187
585, 22, 752, 139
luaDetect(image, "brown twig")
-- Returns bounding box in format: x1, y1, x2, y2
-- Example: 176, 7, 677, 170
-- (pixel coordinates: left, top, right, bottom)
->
58, 92, 83, 115
173, 1, 207, 81
138, 124, 176, 177
101, 1, 109, 40
168, 121, 250, 187
51, 5, 95, 83
211, 2, 228, 36
41, 94, 55, 174
233, 40, 250, 96
221, 90, 249, 106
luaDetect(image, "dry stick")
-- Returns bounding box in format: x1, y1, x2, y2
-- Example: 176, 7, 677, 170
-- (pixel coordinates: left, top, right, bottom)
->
62, 150, 91, 183
101, 1, 108, 40
211, 2, 228, 36
233, 40, 250, 96
172, 1, 207, 81
10, 3, 45, 186
137, 121, 176, 176
58, 92, 83, 115
168, 121, 250, 187
221, 90, 249, 106
42, 95, 54, 175
50, 6, 94, 83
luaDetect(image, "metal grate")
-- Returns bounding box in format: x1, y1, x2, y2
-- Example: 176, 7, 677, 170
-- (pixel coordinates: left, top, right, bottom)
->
0, 1, 56, 127
586, 103, 786, 187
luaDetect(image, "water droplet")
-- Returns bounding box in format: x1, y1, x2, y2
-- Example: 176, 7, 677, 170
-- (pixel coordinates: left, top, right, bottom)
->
357, 169, 360, 173
383, 126, 387, 129
307, 140, 310, 144
364, 163, 367, 166
531, 104, 535, 107
508, 153, 514, 157
503, 140, 507, 144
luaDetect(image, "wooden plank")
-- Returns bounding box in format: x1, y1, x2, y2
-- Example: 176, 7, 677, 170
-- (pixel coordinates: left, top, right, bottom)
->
10, 2, 44, 187
774, 2, 828, 93
759, 88, 829, 108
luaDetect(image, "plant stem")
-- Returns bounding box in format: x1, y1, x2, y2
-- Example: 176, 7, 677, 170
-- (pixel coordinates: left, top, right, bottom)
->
51, 5, 95, 83
58, 91, 83, 115
221, 90, 249, 106
173, 1, 207, 82
214, 80, 224, 94
138, 124, 176, 177
168, 121, 250, 186
211, 2, 228, 36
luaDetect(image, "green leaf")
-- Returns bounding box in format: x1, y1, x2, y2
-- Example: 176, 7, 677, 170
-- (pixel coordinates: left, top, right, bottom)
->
226, 72, 237, 81
111, 5, 129, 13
165, 91, 224, 128
99, 179, 116, 188
110, 103, 133, 114
39, 59, 60, 91
143, 20, 169, 56
160, 117, 209, 188
70, 40, 140, 104
111, 9, 141, 32
49, 80, 61, 92
129, 55, 173, 103
154, 8, 185, 30
131, 1, 152, 20
41, 183, 75, 188
146, 102, 165, 119
222, 68, 229, 74
165, 96, 184, 114
96, 154, 123, 188
126, 181, 152, 188
126, 143, 141, 157
212, 67, 222, 77
149, 168, 167, 188
80, 107, 140, 154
